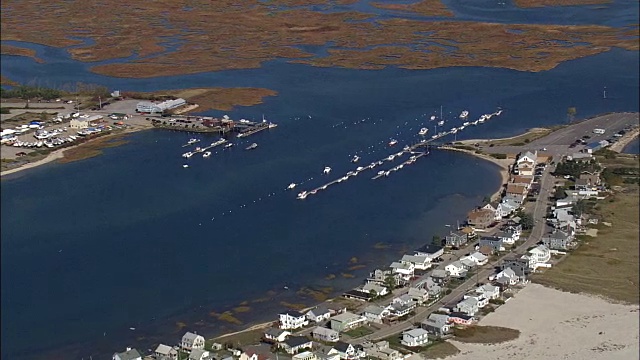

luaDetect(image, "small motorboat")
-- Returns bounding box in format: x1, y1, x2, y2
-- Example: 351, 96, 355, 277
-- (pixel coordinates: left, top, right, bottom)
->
323, 167, 332, 174
203, 151, 212, 158
418, 128, 429, 136
224, 143, 233, 148
437, 120, 444, 126
351, 155, 360, 163
430, 115, 436, 121
246, 143, 258, 150
459, 110, 469, 119
388, 139, 398, 146
287, 183, 296, 190
182, 164, 189, 168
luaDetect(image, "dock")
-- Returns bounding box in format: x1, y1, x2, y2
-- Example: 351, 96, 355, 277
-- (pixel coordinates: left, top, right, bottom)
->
237, 122, 270, 138
182, 138, 228, 157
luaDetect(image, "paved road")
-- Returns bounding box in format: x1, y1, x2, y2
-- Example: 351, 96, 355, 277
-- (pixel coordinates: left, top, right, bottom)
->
481, 112, 639, 157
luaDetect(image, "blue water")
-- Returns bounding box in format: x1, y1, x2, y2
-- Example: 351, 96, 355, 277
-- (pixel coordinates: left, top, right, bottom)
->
1, 1, 639, 359
623, 137, 640, 154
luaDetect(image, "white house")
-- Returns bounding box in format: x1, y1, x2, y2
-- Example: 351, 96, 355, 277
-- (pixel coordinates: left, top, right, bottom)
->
189, 349, 210, 360
401, 328, 430, 347
361, 283, 389, 297
400, 254, 431, 270
482, 202, 503, 221
462, 293, 489, 308
407, 287, 429, 305
518, 151, 538, 165
475, 283, 500, 300
414, 244, 445, 260
493, 267, 520, 286
528, 245, 551, 269
113, 348, 142, 360
333, 341, 358, 360
155, 344, 178, 360
264, 328, 291, 343
362, 304, 389, 324
390, 261, 415, 279
312, 326, 340, 342
280, 310, 309, 330
330, 312, 368, 332
306, 306, 332, 322
362, 341, 402, 360
293, 351, 317, 360
494, 231, 517, 245
445, 261, 466, 277
461, 252, 488, 266
280, 336, 314, 355
455, 297, 479, 316
181, 332, 205, 351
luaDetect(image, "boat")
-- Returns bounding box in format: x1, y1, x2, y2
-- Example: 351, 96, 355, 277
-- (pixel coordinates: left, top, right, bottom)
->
430, 115, 436, 121
194, 147, 203, 153
418, 128, 429, 136
341, 176, 349, 181
356, 166, 364, 171
496, 109, 503, 116
459, 126, 465, 130
203, 151, 212, 158
450, 128, 458, 134
437, 120, 445, 126
463, 122, 470, 126
347, 171, 356, 176
268, 123, 278, 129
403, 145, 411, 151
431, 134, 438, 139
182, 152, 193, 158
297, 191, 308, 200
224, 143, 233, 148
187, 138, 199, 145
351, 155, 360, 163
245, 143, 258, 150
287, 183, 296, 190
182, 164, 189, 168
388, 139, 398, 146
377, 170, 385, 176
459, 110, 469, 119
211, 138, 227, 147
323, 166, 332, 174
387, 155, 395, 161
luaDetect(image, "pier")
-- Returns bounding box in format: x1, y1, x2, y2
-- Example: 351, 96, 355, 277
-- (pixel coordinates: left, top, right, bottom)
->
237, 122, 271, 138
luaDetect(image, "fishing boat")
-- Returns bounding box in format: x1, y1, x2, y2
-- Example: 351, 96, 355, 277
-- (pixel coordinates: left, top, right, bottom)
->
245, 143, 258, 150
388, 139, 398, 146
203, 151, 212, 158
351, 155, 360, 163
287, 183, 296, 190
459, 110, 469, 119
323, 166, 332, 174
418, 128, 429, 136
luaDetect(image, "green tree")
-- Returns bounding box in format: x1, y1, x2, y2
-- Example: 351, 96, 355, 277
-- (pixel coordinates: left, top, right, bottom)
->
482, 195, 491, 204
567, 107, 577, 123
384, 275, 396, 290
432, 235, 442, 246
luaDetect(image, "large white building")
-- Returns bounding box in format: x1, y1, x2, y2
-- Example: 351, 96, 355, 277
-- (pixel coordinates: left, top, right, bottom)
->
279, 311, 309, 330
136, 98, 186, 113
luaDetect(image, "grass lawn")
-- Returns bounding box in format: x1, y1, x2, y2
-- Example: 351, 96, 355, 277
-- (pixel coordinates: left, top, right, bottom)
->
214, 328, 266, 346
453, 325, 520, 344
420, 341, 460, 359
343, 326, 374, 338
532, 154, 639, 304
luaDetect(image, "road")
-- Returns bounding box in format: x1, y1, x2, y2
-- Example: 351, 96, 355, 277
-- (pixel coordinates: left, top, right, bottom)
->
349, 164, 556, 343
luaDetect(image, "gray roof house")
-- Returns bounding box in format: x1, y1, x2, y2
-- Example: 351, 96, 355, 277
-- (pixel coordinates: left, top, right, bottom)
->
445, 231, 468, 247
113, 348, 142, 360
181, 332, 205, 351
454, 297, 479, 316
306, 306, 332, 322
363, 304, 389, 324
542, 230, 572, 250
421, 313, 452, 338
280, 336, 313, 354
312, 326, 340, 342
430, 269, 448, 283
155, 344, 178, 360
479, 236, 505, 252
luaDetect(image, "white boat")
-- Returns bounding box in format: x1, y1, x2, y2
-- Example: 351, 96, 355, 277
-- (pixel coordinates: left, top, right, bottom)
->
287, 183, 296, 190
463, 122, 470, 126
451, 128, 458, 134
183, 164, 189, 168
388, 139, 398, 146
377, 170, 385, 176
194, 147, 203, 153
297, 191, 308, 200
347, 171, 356, 176
387, 155, 395, 161
472, 120, 479, 126
459, 110, 469, 119
211, 138, 227, 147
224, 143, 233, 148
182, 152, 193, 158
437, 120, 445, 126
268, 123, 278, 129
430, 115, 436, 121
431, 134, 438, 139
341, 176, 349, 181
203, 151, 212, 158
496, 109, 503, 116
459, 126, 465, 130
418, 128, 429, 136
351, 155, 360, 163
187, 138, 199, 145
403, 145, 411, 151
323, 166, 332, 174
246, 143, 258, 150
356, 166, 364, 171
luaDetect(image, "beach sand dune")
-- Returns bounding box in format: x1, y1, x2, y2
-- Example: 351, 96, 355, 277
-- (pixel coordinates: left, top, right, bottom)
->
448, 284, 639, 360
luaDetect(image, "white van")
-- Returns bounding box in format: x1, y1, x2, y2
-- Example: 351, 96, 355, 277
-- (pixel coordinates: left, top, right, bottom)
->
593, 128, 606, 134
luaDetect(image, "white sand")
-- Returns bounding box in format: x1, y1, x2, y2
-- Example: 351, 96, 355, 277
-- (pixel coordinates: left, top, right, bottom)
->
447, 284, 640, 360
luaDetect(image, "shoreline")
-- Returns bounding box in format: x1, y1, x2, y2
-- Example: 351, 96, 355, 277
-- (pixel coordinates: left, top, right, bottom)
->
610, 127, 639, 153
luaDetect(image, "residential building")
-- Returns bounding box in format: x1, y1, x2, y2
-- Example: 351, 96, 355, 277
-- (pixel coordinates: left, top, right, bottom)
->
422, 277, 443, 297
113, 348, 142, 360
367, 269, 404, 287
361, 283, 388, 297
280, 310, 309, 330
511, 175, 534, 188
501, 257, 531, 277
542, 230, 573, 250
155, 344, 178, 360
362, 305, 389, 324
330, 312, 367, 332
455, 297, 479, 316
430, 269, 448, 283
333, 341, 358, 360
400, 254, 431, 270
181, 332, 205, 351
407, 287, 429, 304
342, 289, 375, 302
479, 236, 505, 252
517, 162, 535, 176
448, 312, 475, 326
401, 328, 430, 347
579, 171, 601, 186
240, 345, 275, 360
390, 261, 414, 279
475, 284, 500, 300
500, 198, 520, 216
280, 336, 313, 355
505, 184, 528, 204
517, 151, 537, 165
444, 261, 466, 277
482, 202, 503, 221
189, 349, 210, 360
414, 244, 444, 260
462, 252, 488, 266
421, 314, 451, 338
312, 327, 340, 342
460, 257, 476, 269
494, 231, 517, 245
315, 350, 341, 360
264, 328, 291, 343
462, 293, 489, 309
444, 231, 468, 247
306, 306, 332, 323
494, 267, 519, 287
293, 351, 318, 360
361, 341, 402, 360
467, 208, 495, 229
528, 245, 551, 268
70, 115, 103, 129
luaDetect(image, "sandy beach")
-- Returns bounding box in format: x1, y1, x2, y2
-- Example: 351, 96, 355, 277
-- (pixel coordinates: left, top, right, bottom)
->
610, 127, 640, 153
439, 146, 511, 201
448, 284, 640, 360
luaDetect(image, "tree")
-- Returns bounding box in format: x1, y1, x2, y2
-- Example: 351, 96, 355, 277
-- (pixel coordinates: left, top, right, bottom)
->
520, 212, 534, 230
384, 274, 396, 290
432, 235, 442, 246
567, 107, 577, 123
482, 195, 491, 205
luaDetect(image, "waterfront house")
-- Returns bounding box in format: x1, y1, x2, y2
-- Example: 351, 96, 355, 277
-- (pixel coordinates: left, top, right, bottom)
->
511, 175, 534, 188
518, 151, 538, 165
362, 304, 390, 324
393, 294, 416, 307
401, 328, 430, 347
455, 297, 479, 316
389, 302, 415, 318
306, 306, 332, 323
445, 231, 468, 248
475, 283, 500, 300
315, 349, 341, 360
113, 348, 142, 360
325, 303, 348, 315
505, 184, 528, 204
462, 293, 489, 309
367, 269, 404, 287
421, 313, 452, 338
362, 341, 402, 360
407, 287, 429, 304
482, 202, 503, 221
181, 332, 205, 351
189, 349, 211, 360
240, 345, 275, 360
293, 351, 318, 360
467, 208, 495, 229
528, 245, 551, 268
448, 312, 475, 326
330, 312, 368, 332
542, 230, 573, 250
280, 336, 313, 354
333, 341, 358, 360
264, 328, 291, 343
500, 198, 520, 216
430, 269, 448, 283
155, 344, 178, 360
361, 283, 389, 297
313, 326, 340, 342
343, 289, 375, 302
445, 261, 467, 277
414, 244, 444, 260
401, 254, 431, 270
479, 236, 505, 252
280, 310, 309, 330
389, 261, 415, 280
494, 267, 519, 287
516, 161, 535, 176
